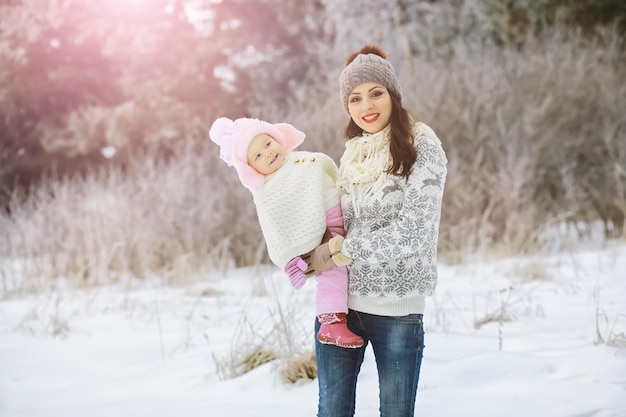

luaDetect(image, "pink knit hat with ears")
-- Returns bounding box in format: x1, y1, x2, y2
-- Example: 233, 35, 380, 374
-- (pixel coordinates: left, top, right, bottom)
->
209, 117, 306, 191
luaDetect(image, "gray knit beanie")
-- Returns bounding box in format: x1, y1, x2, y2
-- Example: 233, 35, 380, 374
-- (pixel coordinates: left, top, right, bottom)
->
339, 45, 402, 114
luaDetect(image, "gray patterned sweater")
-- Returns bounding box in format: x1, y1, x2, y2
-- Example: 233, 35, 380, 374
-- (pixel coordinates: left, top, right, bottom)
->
339, 123, 447, 316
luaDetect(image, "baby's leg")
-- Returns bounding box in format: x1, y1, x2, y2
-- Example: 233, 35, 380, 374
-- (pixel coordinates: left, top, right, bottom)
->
315, 266, 363, 348
315, 266, 348, 315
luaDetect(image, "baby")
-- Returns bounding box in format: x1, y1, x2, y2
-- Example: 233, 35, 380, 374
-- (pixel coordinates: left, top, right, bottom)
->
209, 117, 362, 348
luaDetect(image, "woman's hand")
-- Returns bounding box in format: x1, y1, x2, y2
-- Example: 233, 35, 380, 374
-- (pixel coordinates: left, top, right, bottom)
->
303, 236, 351, 276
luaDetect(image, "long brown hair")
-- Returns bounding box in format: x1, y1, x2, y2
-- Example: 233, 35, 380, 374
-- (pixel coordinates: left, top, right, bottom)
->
343, 91, 417, 179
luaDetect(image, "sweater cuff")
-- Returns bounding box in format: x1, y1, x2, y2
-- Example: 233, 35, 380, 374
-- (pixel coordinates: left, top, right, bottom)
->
332, 252, 352, 267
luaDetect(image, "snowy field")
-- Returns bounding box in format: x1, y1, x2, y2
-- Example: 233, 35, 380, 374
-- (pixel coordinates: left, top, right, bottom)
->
1, 240, 625, 417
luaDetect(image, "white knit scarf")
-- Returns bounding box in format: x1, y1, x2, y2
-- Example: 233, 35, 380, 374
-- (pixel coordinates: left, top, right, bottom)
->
337, 125, 393, 217
337, 122, 441, 218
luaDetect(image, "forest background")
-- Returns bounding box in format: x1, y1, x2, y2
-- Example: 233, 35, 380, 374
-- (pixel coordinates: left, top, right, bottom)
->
1, 0, 625, 292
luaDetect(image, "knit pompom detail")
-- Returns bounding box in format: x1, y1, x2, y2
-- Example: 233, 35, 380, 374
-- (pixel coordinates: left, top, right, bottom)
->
209, 117, 236, 165
344, 44, 387, 66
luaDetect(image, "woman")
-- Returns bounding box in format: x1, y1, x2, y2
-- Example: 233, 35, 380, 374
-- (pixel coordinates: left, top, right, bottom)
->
304, 44, 447, 417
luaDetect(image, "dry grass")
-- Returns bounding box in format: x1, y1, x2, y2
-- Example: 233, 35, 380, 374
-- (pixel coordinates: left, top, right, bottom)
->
0, 138, 267, 293
212, 299, 315, 383
280, 352, 317, 383
406, 28, 626, 261
214, 343, 278, 379
593, 286, 626, 348
512, 261, 550, 282
1, 19, 624, 289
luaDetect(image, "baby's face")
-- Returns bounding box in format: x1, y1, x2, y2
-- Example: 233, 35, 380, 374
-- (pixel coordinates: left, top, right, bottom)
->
247, 133, 286, 175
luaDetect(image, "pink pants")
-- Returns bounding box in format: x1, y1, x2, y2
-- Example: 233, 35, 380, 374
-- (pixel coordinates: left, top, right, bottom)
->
315, 265, 349, 316
314, 202, 349, 316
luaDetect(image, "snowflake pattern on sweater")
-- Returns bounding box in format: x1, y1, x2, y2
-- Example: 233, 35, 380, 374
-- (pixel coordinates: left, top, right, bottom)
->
341, 127, 447, 314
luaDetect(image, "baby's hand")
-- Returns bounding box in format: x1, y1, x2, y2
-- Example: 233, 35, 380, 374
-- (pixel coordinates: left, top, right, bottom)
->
284, 257, 308, 289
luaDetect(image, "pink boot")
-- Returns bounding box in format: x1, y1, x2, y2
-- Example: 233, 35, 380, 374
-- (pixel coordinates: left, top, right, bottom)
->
317, 313, 364, 349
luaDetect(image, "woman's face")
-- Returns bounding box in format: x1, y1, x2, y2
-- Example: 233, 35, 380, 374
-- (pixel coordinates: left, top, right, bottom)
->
347, 82, 392, 134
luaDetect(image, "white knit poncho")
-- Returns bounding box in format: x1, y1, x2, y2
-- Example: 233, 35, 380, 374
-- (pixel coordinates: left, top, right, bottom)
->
253, 151, 340, 269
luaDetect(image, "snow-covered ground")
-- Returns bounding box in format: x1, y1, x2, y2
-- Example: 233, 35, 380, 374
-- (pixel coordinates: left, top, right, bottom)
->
1, 241, 625, 417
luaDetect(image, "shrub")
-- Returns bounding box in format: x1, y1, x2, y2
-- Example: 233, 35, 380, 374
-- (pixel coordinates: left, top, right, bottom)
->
477, 0, 626, 45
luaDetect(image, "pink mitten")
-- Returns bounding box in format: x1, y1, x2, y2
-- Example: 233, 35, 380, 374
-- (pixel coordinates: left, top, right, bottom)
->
284, 257, 308, 289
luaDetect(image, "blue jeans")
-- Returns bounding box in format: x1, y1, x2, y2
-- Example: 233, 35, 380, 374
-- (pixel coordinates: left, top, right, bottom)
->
315, 310, 425, 417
